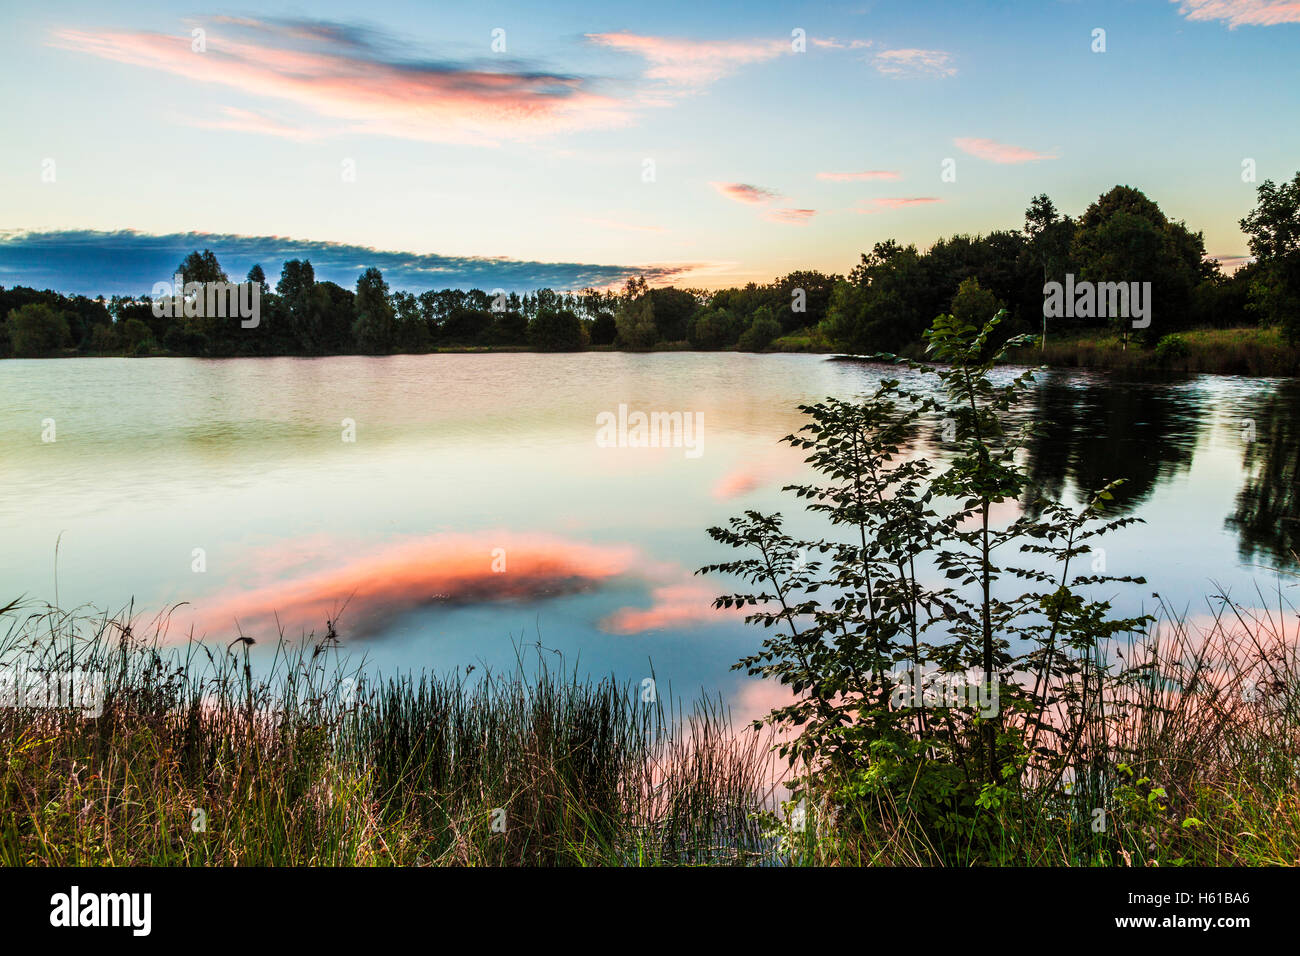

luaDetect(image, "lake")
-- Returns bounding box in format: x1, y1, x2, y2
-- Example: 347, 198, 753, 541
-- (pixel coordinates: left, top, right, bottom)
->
2, 354, 1297, 722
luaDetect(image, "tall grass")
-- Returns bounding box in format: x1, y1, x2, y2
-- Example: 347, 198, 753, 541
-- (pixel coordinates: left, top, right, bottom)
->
0, 600, 779, 866
785, 588, 1300, 866
3, 586, 1296, 866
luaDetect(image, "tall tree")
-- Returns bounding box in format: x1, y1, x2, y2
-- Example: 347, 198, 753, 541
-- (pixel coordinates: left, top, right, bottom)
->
353, 267, 396, 353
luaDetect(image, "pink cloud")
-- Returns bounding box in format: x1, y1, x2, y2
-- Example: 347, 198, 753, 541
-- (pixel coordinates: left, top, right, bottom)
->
712, 469, 764, 499
585, 32, 786, 87
187, 532, 640, 640
1173, 0, 1300, 26
50, 19, 632, 146
763, 208, 816, 225
872, 48, 956, 77
853, 197, 943, 214
601, 583, 734, 634
817, 170, 901, 182
711, 182, 781, 204
954, 137, 1058, 164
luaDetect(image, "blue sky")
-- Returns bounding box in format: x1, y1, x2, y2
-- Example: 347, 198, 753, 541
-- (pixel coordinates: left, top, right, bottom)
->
1, 0, 1297, 294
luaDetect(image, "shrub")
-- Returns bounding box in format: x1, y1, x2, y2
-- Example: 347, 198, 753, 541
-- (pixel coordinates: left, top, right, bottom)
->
1154, 332, 1189, 362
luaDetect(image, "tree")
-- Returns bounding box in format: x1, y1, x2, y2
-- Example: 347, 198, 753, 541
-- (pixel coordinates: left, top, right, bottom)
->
615, 293, 657, 349
949, 277, 1002, 330
353, 267, 396, 353
738, 306, 781, 351
589, 311, 617, 346
1071, 186, 1209, 345
177, 249, 228, 285
1023, 194, 1075, 348
277, 259, 318, 352
646, 287, 699, 342
527, 308, 585, 351
6, 303, 71, 356
121, 317, 154, 354
690, 307, 739, 348
1240, 171, 1300, 343
702, 310, 1148, 859
773, 270, 838, 332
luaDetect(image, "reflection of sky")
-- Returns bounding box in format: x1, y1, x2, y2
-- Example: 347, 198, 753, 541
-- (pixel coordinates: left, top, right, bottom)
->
1, 354, 1295, 712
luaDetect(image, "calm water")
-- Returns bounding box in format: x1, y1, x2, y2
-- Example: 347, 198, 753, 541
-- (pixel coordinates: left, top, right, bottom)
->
2, 354, 1297, 720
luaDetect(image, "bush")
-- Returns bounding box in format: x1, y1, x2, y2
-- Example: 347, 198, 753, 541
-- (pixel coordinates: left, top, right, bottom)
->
1154, 332, 1189, 362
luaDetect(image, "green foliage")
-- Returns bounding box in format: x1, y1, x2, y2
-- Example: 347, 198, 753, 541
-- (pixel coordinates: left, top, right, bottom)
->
353, 267, 396, 353
737, 306, 781, 351
702, 309, 1152, 861
120, 317, 154, 354
527, 308, 586, 351
948, 277, 1002, 330
6, 303, 71, 356
615, 293, 657, 349
1240, 172, 1300, 344
689, 307, 739, 348
1154, 332, 1189, 362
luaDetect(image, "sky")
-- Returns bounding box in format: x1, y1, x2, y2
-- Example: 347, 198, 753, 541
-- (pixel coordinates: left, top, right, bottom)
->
0, 0, 1298, 295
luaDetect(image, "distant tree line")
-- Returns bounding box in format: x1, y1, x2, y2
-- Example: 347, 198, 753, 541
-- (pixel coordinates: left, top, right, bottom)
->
4, 175, 1298, 359
823, 176, 1300, 354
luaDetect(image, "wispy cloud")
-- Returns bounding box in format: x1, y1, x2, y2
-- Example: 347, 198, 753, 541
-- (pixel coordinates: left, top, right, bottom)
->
0, 229, 692, 296
817, 170, 901, 182
763, 208, 817, 225
1172, 0, 1300, 27
954, 137, 1058, 164
872, 48, 956, 77
584, 31, 786, 88
50, 17, 631, 146
711, 182, 782, 204
853, 197, 942, 214
811, 37, 873, 50
601, 582, 733, 634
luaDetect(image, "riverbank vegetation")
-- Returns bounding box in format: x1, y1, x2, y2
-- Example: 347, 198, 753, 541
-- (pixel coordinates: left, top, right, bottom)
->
4, 175, 1299, 378
3, 312, 1296, 866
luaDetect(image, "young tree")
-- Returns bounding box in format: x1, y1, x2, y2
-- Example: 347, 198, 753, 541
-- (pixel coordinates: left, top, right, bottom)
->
702, 309, 1149, 857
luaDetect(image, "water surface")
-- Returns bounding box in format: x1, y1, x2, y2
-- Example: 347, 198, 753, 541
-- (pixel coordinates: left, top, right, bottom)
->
2, 354, 1296, 718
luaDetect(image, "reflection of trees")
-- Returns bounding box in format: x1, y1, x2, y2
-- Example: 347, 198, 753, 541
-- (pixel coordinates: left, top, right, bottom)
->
1229, 382, 1300, 565
1021, 372, 1201, 515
